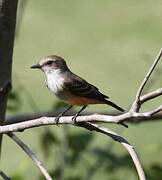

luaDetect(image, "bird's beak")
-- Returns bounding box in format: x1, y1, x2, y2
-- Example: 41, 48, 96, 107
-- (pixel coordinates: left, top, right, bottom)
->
30, 64, 41, 69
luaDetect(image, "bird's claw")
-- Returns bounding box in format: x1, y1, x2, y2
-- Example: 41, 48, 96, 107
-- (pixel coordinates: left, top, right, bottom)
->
55, 115, 61, 126
72, 115, 77, 125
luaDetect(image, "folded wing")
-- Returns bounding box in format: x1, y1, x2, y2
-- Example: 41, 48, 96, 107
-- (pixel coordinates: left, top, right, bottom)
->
64, 73, 109, 101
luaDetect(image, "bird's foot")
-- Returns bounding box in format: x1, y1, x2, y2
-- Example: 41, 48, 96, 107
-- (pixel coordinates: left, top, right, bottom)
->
72, 115, 78, 125
55, 114, 62, 126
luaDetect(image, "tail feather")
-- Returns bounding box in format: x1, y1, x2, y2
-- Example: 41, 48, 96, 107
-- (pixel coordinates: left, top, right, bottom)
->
103, 99, 124, 112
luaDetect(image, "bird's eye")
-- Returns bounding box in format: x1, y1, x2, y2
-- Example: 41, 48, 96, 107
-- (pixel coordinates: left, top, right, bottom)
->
46, 61, 53, 65
55, 60, 60, 64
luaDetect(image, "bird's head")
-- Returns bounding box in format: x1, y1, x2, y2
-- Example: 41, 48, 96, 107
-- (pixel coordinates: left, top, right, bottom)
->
31, 55, 69, 74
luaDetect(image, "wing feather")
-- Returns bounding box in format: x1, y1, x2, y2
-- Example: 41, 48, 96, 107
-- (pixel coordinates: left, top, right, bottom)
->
64, 73, 109, 100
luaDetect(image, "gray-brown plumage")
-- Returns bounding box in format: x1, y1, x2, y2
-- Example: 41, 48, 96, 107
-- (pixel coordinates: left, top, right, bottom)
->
31, 55, 124, 124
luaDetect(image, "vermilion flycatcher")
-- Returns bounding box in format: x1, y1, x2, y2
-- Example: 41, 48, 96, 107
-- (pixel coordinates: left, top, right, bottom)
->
31, 55, 124, 124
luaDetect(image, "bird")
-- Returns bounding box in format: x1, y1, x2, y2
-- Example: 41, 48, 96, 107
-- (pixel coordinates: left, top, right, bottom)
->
31, 55, 124, 125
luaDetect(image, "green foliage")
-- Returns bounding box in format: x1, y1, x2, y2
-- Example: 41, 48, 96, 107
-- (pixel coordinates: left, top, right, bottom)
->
11, 173, 23, 180
40, 128, 61, 158
39, 129, 94, 180
67, 131, 93, 165
147, 164, 162, 180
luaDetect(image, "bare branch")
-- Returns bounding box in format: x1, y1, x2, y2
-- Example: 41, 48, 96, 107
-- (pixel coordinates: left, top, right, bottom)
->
145, 105, 162, 116
5, 110, 124, 125
0, 113, 135, 133
7, 133, 53, 180
77, 122, 146, 180
5, 108, 162, 126
136, 48, 162, 100
1, 109, 162, 134
122, 143, 145, 180
131, 48, 162, 112
140, 88, 162, 103
0, 114, 126, 133
0, 171, 11, 180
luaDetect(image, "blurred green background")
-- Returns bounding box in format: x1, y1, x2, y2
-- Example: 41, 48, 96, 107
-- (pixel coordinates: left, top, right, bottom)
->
1, 0, 162, 179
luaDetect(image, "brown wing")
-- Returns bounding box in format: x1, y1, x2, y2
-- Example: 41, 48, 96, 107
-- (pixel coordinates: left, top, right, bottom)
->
64, 73, 109, 101
64, 73, 124, 112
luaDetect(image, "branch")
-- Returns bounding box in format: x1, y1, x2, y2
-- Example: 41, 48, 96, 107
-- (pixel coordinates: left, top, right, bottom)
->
0, 171, 11, 180
76, 122, 146, 180
5, 109, 122, 125
7, 133, 53, 180
5, 108, 162, 126
131, 48, 162, 112
1, 110, 162, 133
145, 105, 162, 116
136, 48, 162, 101
140, 88, 162, 103
0, 113, 131, 133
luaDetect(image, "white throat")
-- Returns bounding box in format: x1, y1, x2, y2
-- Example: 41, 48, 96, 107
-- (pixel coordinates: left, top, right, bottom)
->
45, 69, 64, 94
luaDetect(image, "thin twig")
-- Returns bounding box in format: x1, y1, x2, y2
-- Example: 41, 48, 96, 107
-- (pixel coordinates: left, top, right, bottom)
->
77, 122, 146, 180
122, 143, 145, 180
7, 132, 53, 180
136, 48, 162, 101
145, 105, 162, 116
140, 88, 162, 103
131, 48, 162, 112
0, 171, 11, 180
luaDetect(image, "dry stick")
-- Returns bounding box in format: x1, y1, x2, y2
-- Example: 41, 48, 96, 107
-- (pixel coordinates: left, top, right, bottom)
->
0, 110, 160, 134
140, 88, 162, 103
0, 171, 11, 180
131, 48, 162, 112
136, 48, 162, 100
146, 105, 162, 116
5, 110, 123, 125
0, 113, 134, 134
77, 122, 146, 180
4, 104, 162, 126
7, 133, 53, 180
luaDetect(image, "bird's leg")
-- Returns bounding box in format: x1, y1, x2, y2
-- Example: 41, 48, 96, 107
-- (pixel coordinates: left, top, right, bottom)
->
72, 105, 87, 124
55, 105, 73, 125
